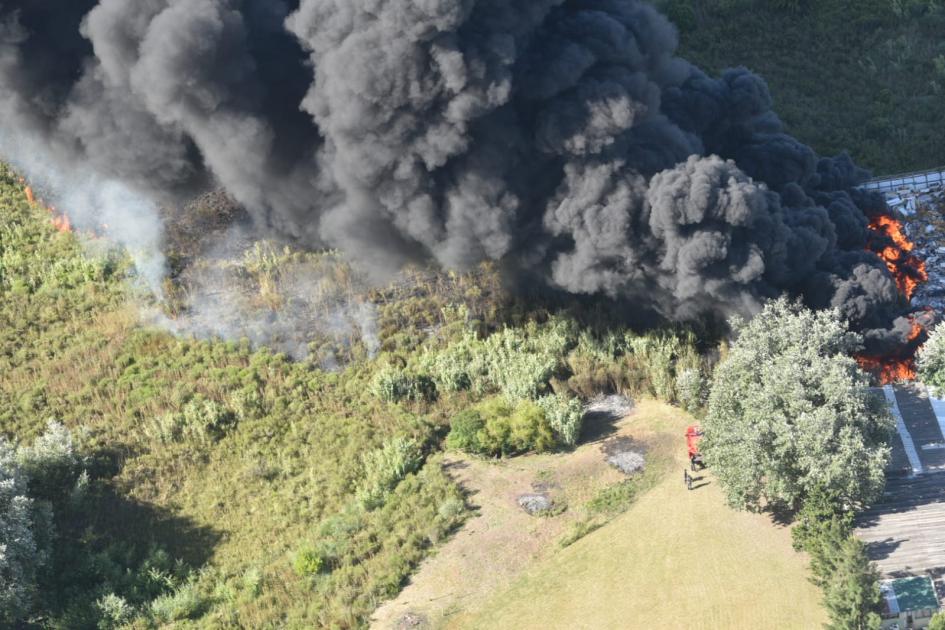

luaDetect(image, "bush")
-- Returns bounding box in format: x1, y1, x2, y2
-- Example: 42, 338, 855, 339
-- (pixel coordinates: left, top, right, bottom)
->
536, 394, 584, 446
790, 486, 883, 629
450, 398, 556, 456
149, 579, 207, 623
355, 437, 424, 510
445, 409, 485, 452
918, 322, 945, 395
147, 399, 236, 447
371, 366, 437, 403
293, 547, 325, 577
181, 398, 235, 445
17, 420, 86, 504
674, 367, 705, 412
95, 593, 133, 630
424, 318, 576, 401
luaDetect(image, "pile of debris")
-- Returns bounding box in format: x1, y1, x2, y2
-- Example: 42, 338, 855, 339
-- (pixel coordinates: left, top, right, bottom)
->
899, 191, 945, 313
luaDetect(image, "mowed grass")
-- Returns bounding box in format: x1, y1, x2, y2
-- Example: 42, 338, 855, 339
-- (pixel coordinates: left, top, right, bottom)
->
459, 407, 825, 630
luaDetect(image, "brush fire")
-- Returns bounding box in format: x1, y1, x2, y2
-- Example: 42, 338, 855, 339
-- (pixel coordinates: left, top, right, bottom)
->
23, 181, 73, 234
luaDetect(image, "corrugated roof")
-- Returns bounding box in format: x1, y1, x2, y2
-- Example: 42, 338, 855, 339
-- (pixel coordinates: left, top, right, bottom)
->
884, 576, 939, 612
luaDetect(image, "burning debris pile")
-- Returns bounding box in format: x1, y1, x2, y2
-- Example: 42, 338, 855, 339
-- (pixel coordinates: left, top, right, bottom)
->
900, 195, 945, 314
854, 184, 944, 383
0, 0, 934, 362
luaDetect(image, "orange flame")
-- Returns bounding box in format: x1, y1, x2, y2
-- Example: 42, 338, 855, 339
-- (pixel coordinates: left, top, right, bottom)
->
50, 213, 72, 233
856, 318, 924, 384
867, 215, 928, 300
23, 183, 73, 233
855, 213, 931, 384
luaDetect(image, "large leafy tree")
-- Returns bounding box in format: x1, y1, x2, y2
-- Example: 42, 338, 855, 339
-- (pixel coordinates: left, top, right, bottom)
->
918, 321, 945, 395
702, 298, 892, 512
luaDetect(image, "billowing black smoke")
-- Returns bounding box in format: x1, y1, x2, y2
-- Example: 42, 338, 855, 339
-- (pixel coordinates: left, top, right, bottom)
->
0, 0, 911, 350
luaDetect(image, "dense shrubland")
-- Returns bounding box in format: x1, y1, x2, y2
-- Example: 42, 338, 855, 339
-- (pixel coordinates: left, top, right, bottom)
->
0, 163, 713, 627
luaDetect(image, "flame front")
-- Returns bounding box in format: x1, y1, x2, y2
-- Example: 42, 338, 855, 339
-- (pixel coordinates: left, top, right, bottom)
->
856, 318, 924, 384
868, 214, 928, 300
23, 184, 73, 234
856, 212, 931, 385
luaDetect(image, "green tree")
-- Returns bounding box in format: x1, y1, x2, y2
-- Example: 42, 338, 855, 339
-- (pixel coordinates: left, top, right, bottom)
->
820, 535, 883, 630
0, 440, 40, 624
929, 610, 945, 630
918, 321, 945, 395
701, 298, 893, 512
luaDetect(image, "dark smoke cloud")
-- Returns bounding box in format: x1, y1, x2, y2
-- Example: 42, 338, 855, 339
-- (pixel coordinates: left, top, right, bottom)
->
0, 0, 910, 349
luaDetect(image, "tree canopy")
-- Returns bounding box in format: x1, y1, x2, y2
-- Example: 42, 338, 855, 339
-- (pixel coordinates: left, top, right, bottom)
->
918, 322, 945, 396
701, 298, 893, 512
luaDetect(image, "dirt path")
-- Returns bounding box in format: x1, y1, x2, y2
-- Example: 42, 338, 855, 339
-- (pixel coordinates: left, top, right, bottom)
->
370, 400, 671, 629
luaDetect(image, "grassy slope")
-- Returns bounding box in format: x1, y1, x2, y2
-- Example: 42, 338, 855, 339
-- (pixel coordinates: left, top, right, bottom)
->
661, 0, 945, 175
373, 400, 678, 628
461, 406, 825, 630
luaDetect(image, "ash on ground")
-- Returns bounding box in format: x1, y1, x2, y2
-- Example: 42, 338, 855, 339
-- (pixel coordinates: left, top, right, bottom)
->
583, 395, 634, 423
517, 493, 554, 515
600, 435, 647, 476
607, 450, 646, 475
395, 612, 428, 630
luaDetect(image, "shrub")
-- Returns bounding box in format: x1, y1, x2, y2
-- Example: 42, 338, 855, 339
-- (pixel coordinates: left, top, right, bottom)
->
148, 399, 236, 447
445, 409, 485, 452
424, 318, 576, 401
181, 398, 235, 445
536, 394, 584, 446
95, 593, 133, 630
17, 420, 86, 504
293, 547, 325, 577
918, 322, 945, 395
371, 366, 437, 403
626, 334, 677, 402
229, 387, 265, 421
475, 398, 556, 456
149, 579, 207, 623
421, 332, 479, 392
674, 367, 705, 412
446, 398, 558, 456
355, 437, 424, 510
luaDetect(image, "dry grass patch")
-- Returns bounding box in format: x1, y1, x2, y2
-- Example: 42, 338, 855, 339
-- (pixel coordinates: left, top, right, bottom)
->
371, 399, 680, 629
456, 410, 826, 630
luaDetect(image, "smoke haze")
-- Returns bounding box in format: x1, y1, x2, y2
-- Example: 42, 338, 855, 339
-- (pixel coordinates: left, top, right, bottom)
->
0, 0, 912, 350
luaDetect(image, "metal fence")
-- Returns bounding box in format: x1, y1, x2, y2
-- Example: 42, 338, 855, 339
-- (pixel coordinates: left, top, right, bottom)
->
861, 167, 945, 194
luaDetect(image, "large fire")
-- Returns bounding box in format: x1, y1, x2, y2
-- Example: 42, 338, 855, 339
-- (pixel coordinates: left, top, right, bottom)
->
856, 212, 931, 384
856, 318, 925, 383
867, 214, 928, 300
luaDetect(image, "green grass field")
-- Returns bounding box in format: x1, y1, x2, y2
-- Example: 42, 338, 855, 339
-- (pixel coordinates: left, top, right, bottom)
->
459, 407, 826, 630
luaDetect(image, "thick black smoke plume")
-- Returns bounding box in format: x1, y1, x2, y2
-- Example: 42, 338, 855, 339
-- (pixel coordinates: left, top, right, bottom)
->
0, 0, 911, 350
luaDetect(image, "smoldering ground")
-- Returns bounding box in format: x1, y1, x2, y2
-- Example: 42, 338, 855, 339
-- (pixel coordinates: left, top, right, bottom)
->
0, 0, 916, 352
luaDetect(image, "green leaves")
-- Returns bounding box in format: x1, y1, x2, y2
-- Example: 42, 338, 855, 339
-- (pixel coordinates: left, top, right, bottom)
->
918, 322, 945, 395
702, 298, 892, 512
